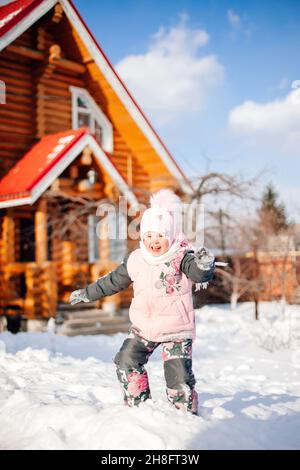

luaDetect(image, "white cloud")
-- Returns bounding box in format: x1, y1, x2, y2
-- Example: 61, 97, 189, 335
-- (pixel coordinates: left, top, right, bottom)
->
278, 78, 289, 90
228, 88, 300, 154
227, 9, 241, 29
227, 9, 252, 38
115, 16, 224, 124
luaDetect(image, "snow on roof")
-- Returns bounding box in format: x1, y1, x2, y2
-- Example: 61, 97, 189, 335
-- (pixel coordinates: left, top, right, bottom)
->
0, 127, 138, 208
0, 0, 43, 37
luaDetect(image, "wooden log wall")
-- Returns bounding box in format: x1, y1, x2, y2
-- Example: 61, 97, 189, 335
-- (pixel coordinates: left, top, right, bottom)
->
0, 19, 85, 157
0, 29, 36, 178
35, 199, 47, 264
9, 217, 22, 301
24, 263, 42, 319
34, 25, 82, 137
14, 218, 21, 263
0, 214, 21, 314
73, 219, 89, 264
1, 213, 15, 263
113, 129, 151, 194
52, 238, 89, 285
40, 261, 57, 317
5, 261, 57, 319
52, 240, 74, 286
1, 266, 23, 314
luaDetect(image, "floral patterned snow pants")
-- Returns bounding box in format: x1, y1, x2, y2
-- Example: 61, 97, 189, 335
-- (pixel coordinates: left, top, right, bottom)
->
114, 329, 198, 415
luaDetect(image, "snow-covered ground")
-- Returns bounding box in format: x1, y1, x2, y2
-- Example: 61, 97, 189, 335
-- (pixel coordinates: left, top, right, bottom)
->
0, 302, 300, 450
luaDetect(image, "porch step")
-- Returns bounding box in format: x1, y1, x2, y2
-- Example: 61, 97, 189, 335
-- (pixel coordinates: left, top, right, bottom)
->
58, 307, 108, 319
58, 322, 131, 337
61, 312, 129, 327
56, 307, 131, 336
57, 301, 99, 312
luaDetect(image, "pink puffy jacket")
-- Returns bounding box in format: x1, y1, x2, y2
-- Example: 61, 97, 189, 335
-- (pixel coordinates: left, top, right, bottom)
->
84, 244, 214, 342
127, 248, 195, 342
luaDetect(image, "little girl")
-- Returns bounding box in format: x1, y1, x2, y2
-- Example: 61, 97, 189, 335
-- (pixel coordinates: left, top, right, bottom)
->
70, 190, 215, 415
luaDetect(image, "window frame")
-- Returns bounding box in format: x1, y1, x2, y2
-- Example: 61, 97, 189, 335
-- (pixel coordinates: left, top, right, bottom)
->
87, 214, 100, 263
108, 211, 127, 264
70, 86, 113, 153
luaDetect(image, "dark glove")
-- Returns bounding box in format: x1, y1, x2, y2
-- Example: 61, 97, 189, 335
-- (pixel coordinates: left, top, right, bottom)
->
69, 289, 90, 305
195, 247, 215, 271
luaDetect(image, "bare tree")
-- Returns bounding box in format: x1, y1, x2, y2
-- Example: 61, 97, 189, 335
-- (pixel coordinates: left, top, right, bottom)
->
187, 170, 264, 247
192, 171, 258, 202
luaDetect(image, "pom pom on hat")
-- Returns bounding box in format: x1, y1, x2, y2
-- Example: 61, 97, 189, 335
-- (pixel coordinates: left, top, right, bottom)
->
140, 189, 182, 243
150, 189, 181, 211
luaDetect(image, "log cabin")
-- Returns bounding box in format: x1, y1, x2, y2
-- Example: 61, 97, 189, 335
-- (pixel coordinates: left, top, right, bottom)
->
0, 0, 194, 330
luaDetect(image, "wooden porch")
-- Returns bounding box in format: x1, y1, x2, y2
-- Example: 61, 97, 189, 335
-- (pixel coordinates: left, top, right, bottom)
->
0, 191, 128, 323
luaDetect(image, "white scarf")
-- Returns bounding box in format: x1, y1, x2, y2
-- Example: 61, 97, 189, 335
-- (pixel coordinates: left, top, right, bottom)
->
139, 238, 184, 265
139, 237, 209, 290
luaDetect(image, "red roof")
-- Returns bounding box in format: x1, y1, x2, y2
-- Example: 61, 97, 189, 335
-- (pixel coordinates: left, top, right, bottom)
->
0, 0, 43, 38
0, 128, 89, 201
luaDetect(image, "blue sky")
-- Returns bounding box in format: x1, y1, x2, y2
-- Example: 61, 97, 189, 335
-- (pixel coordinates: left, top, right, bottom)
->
74, 0, 300, 220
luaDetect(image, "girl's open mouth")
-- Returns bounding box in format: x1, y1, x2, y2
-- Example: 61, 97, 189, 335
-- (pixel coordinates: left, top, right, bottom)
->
151, 246, 161, 253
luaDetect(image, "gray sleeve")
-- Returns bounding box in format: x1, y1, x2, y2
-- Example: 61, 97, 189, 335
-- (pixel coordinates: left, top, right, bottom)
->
180, 250, 215, 283
84, 253, 132, 301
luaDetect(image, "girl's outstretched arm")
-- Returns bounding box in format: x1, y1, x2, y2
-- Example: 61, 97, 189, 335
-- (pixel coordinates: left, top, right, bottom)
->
180, 248, 215, 283
69, 253, 132, 304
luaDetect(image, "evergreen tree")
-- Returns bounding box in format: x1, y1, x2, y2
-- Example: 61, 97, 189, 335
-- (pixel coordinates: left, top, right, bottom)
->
258, 183, 289, 234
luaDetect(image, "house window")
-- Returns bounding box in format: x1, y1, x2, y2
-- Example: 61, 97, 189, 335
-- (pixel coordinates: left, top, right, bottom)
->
88, 215, 100, 263
78, 112, 91, 128
88, 212, 127, 264
94, 120, 103, 145
108, 211, 127, 264
70, 86, 113, 153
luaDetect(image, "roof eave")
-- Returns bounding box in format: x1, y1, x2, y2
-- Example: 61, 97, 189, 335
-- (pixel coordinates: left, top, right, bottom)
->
0, 133, 138, 209
0, 0, 57, 50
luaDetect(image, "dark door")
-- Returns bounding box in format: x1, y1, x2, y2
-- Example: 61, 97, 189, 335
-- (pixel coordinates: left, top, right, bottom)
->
19, 217, 35, 262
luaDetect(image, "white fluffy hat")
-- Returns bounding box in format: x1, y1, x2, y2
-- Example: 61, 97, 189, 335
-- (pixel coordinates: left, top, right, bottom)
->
140, 189, 182, 243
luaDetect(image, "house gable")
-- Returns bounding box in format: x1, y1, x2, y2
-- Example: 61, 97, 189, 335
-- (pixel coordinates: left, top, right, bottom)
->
0, 128, 138, 208
0, 0, 193, 196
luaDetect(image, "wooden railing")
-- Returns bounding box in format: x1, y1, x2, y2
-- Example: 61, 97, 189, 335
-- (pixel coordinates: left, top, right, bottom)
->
0, 258, 125, 319
0, 261, 57, 319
